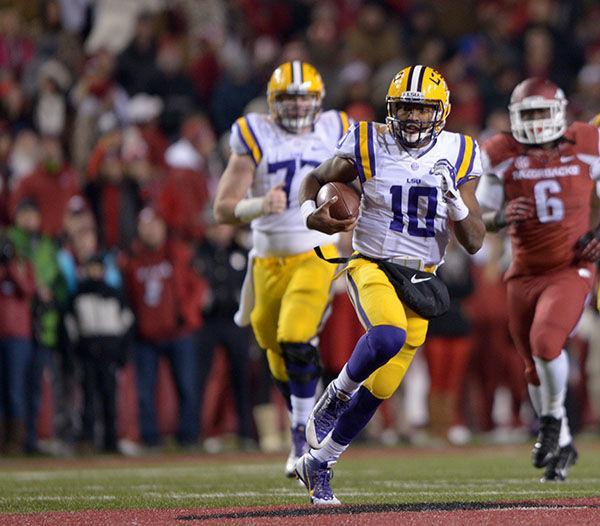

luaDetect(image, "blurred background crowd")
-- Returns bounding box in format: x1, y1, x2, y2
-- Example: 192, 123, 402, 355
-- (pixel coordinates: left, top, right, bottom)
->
1, 0, 599, 456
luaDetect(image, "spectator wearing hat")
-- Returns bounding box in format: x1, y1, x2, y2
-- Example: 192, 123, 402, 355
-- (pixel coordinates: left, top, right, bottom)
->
159, 114, 216, 243
7, 197, 67, 453
10, 136, 80, 239
62, 195, 97, 246
84, 144, 143, 251
70, 50, 129, 171
121, 207, 205, 447
116, 11, 160, 97
57, 223, 122, 448
0, 221, 35, 453
126, 93, 168, 169
64, 254, 134, 452
33, 59, 71, 138
147, 41, 199, 139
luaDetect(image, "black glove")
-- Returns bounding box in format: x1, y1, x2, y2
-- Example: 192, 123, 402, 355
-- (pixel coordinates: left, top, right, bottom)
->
575, 229, 600, 262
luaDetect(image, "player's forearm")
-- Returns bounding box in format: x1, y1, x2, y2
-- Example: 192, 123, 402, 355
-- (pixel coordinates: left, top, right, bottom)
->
213, 197, 243, 224
301, 157, 358, 201
299, 172, 323, 204
214, 196, 265, 225
453, 215, 485, 254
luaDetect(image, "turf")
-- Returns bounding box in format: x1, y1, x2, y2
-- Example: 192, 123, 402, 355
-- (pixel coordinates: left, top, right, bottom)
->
1, 442, 600, 513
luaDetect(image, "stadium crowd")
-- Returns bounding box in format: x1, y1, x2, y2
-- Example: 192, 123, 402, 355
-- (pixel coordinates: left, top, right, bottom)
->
0, 0, 599, 456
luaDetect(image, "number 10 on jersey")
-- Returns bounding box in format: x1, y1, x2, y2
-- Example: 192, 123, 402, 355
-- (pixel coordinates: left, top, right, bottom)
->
390, 185, 438, 237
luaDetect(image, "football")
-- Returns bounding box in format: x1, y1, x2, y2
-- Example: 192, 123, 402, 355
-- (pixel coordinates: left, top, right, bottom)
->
316, 182, 360, 220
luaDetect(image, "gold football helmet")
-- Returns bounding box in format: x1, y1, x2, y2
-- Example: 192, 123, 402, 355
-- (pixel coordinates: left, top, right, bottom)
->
386, 65, 451, 147
267, 61, 325, 134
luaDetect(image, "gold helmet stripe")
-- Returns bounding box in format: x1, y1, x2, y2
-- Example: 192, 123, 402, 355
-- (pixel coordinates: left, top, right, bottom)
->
292, 60, 303, 85
235, 117, 263, 165
415, 65, 427, 92
408, 65, 424, 92
455, 135, 475, 184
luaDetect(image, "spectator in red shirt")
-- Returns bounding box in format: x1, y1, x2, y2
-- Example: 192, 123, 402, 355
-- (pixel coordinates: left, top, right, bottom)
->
11, 136, 80, 238
84, 146, 143, 251
121, 207, 205, 447
0, 229, 35, 453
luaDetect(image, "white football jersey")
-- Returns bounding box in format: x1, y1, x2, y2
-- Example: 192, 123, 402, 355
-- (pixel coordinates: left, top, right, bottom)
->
335, 122, 482, 266
230, 110, 351, 256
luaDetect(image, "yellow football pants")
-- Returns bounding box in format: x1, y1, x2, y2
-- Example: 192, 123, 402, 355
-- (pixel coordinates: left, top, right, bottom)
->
250, 246, 338, 383
345, 257, 429, 399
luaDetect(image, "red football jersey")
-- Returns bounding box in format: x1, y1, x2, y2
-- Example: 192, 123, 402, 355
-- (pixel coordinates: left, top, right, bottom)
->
483, 122, 600, 278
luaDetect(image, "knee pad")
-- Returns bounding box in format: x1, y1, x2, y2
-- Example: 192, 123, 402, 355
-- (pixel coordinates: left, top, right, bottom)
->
367, 325, 407, 364
280, 342, 321, 384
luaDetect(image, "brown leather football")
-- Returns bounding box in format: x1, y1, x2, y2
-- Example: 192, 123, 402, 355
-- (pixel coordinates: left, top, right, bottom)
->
316, 182, 360, 220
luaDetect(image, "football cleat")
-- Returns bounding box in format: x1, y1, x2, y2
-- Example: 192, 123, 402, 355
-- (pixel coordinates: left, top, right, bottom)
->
306, 382, 352, 449
541, 443, 578, 482
285, 424, 307, 478
295, 453, 340, 505
532, 415, 561, 468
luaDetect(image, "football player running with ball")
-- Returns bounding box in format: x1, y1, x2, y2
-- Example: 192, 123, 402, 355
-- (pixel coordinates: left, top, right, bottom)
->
297, 65, 485, 504
214, 62, 354, 477
476, 78, 600, 482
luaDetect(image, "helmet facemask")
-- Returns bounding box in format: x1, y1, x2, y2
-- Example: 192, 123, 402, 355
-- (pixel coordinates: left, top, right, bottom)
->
386, 99, 445, 148
271, 92, 322, 134
509, 98, 567, 145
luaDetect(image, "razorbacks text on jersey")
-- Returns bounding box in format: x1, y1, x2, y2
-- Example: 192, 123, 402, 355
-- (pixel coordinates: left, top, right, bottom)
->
230, 110, 350, 256
335, 121, 482, 266
478, 122, 600, 278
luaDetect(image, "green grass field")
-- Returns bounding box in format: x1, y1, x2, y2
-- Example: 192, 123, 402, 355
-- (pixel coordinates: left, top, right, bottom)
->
2, 440, 600, 514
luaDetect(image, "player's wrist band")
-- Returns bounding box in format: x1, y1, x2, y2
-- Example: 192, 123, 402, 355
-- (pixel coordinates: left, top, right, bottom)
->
234, 197, 265, 223
447, 198, 469, 222
300, 199, 317, 228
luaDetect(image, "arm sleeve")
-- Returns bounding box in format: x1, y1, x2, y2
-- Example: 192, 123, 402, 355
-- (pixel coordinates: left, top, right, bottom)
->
455, 135, 481, 187
229, 115, 263, 165
334, 121, 376, 183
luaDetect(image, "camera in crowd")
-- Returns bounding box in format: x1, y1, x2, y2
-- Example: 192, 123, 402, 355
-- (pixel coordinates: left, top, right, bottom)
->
0, 232, 15, 266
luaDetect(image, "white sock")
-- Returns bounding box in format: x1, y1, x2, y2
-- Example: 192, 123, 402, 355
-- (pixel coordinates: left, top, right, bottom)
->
310, 438, 349, 463
333, 364, 363, 396
291, 395, 315, 427
533, 350, 569, 419
559, 414, 572, 448
527, 383, 542, 416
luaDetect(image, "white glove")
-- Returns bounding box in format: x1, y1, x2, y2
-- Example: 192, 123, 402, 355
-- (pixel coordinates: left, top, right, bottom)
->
432, 159, 469, 221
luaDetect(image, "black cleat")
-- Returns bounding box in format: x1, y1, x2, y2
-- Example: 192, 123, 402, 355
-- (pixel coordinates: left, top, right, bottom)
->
532, 415, 561, 468
542, 443, 578, 482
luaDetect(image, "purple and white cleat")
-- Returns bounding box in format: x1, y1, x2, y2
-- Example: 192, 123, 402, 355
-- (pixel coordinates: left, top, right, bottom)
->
295, 453, 341, 505
306, 382, 352, 449
285, 424, 307, 478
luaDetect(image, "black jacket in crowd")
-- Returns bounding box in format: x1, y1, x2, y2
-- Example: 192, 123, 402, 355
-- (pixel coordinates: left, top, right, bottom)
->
193, 237, 247, 320
64, 278, 134, 365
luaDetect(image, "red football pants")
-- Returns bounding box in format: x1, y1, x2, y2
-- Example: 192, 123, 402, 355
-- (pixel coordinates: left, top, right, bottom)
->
506, 266, 593, 385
